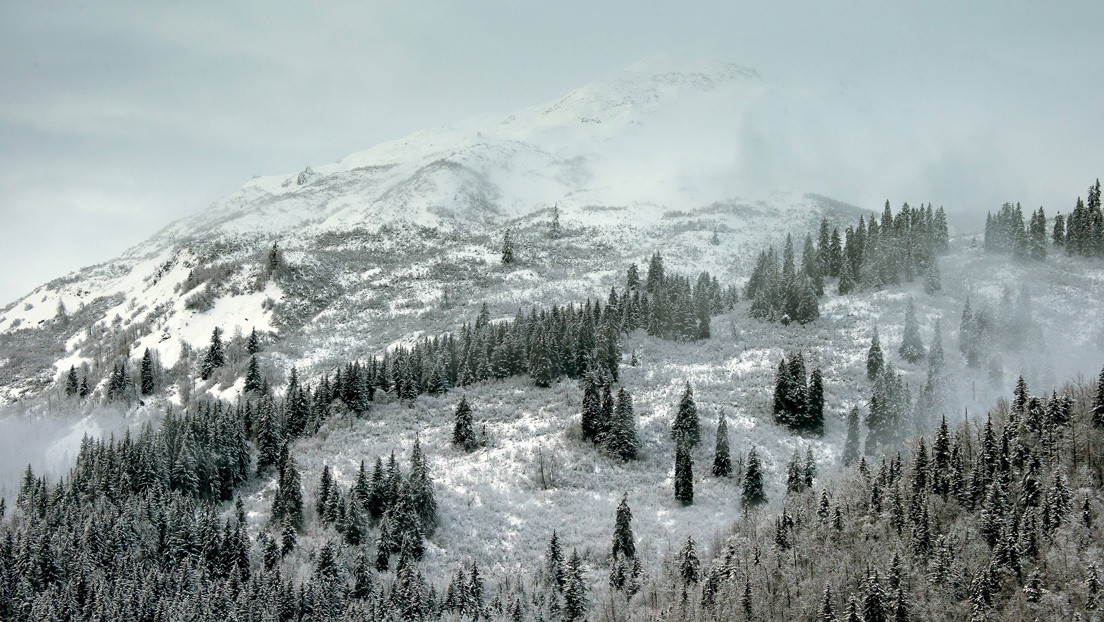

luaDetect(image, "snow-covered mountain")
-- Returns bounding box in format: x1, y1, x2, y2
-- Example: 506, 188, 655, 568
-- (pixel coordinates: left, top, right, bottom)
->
0, 56, 862, 400
4, 57, 1104, 589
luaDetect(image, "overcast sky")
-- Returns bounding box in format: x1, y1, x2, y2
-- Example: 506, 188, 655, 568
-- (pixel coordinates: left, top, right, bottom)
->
1, 1, 1102, 305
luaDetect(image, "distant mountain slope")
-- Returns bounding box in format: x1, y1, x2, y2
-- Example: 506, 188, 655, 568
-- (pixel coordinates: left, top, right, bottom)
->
0, 57, 861, 402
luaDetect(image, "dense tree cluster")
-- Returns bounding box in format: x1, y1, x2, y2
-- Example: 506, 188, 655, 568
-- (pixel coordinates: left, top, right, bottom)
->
745, 199, 950, 325
579, 373, 640, 460
1059, 179, 1103, 257
601, 374, 1104, 622
745, 234, 821, 324
636, 253, 737, 341
984, 202, 1049, 260
771, 352, 825, 436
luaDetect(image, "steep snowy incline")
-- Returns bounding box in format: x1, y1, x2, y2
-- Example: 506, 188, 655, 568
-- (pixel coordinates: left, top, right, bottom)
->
0, 56, 857, 402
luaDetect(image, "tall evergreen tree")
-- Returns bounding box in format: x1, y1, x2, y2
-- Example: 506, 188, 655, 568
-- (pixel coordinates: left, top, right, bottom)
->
501, 229, 515, 265
1093, 365, 1104, 429
742, 447, 767, 507
674, 439, 694, 506
580, 372, 603, 442
867, 328, 885, 381
244, 356, 263, 394
712, 414, 732, 477
805, 369, 825, 436
563, 549, 588, 622
610, 494, 636, 560
607, 388, 639, 460
140, 348, 155, 396
452, 395, 477, 451
271, 453, 303, 530
843, 406, 861, 466
200, 327, 225, 381
671, 381, 700, 448
898, 299, 926, 364
64, 365, 79, 397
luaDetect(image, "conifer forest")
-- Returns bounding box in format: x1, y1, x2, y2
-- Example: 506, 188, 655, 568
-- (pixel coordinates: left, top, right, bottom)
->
1, 18, 1103, 621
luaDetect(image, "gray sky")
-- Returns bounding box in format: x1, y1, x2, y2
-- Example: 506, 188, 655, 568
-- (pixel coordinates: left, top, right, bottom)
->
1, 1, 1102, 305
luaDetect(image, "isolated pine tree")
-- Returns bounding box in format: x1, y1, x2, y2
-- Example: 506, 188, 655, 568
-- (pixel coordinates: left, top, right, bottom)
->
671, 381, 700, 448
501, 229, 515, 265
64, 365, 79, 397
674, 440, 694, 506
200, 327, 225, 381
550, 204, 562, 238
898, 299, 926, 364
452, 395, 477, 451
140, 349, 155, 396
867, 328, 884, 381
742, 447, 767, 507
712, 414, 732, 477
611, 494, 635, 560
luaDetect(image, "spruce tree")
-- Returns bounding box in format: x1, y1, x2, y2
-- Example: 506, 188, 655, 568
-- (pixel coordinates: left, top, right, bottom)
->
64, 365, 79, 397
678, 535, 700, 584
607, 388, 639, 460
140, 349, 155, 396
843, 406, 861, 466
1093, 365, 1104, 429
580, 372, 603, 442
547, 530, 566, 591
742, 447, 767, 507
247, 327, 261, 355
646, 252, 665, 294
712, 414, 732, 477
898, 299, 926, 364
550, 204, 562, 239
867, 328, 884, 381
805, 369, 825, 436
671, 381, 700, 448
244, 356, 263, 394
626, 263, 640, 291
563, 549, 587, 622
501, 229, 515, 265
820, 585, 837, 622
200, 327, 225, 381
838, 255, 856, 295
674, 439, 694, 506
787, 449, 806, 494
408, 436, 437, 534
923, 260, 942, 295
610, 494, 635, 560
452, 395, 477, 451
271, 454, 303, 530
773, 358, 796, 427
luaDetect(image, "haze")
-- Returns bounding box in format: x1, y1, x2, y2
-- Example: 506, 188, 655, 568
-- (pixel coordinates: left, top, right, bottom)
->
1, 1, 1101, 305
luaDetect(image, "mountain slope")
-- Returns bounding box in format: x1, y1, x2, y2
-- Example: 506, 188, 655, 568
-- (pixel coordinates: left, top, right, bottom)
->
0, 57, 855, 401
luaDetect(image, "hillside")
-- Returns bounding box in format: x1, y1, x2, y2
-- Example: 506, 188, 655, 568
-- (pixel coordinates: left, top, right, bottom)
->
1, 57, 1104, 622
